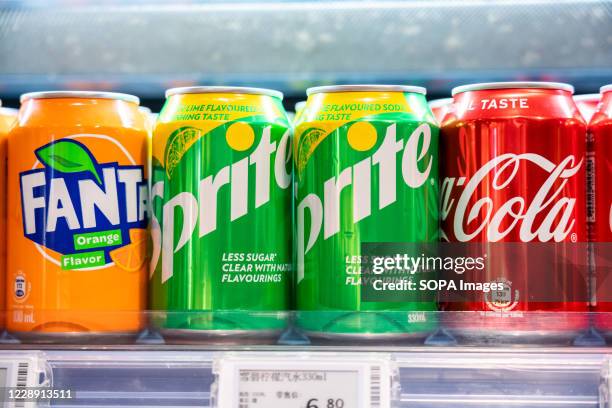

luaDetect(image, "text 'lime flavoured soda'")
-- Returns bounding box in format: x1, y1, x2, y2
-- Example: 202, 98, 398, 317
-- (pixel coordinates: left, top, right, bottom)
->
294, 85, 440, 339
7, 91, 149, 339
150, 86, 292, 337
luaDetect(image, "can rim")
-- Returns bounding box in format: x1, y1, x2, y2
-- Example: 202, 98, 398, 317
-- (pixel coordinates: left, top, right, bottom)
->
573, 94, 601, 102
138, 106, 152, 115
452, 82, 574, 96
601, 85, 612, 94
427, 98, 454, 108
306, 84, 427, 96
20, 91, 140, 104
165, 86, 283, 100
294, 101, 306, 111
0, 107, 18, 116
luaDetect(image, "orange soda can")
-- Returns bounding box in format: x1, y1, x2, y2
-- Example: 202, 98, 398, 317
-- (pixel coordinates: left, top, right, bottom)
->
138, 106, 154, 135
6, 91, 149, 341
138, 106, 155, 200
0, 106, 18, 130
0, 104, 16, 329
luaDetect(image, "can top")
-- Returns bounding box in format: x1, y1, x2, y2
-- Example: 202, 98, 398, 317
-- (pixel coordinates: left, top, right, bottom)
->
20, 91, 140, 104
138, 106, 152, 115
165, 86, 283, 100
427, 98, 453, 108
295, 101, 306, 111
307, 84, 426, 96
601, 85, 612, 94
452, 82, 574, 96
0, 107, 18, 116
573, 93, 601, 101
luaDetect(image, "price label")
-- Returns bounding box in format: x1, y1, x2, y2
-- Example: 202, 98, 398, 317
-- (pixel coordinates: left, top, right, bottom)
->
0, 351, 50, 408
601, 357, 612, 408
215, 354, 392, 408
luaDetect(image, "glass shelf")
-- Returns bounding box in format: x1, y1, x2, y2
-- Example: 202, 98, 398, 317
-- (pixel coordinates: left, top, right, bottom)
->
0, 311, 609, 347
0, 0, 610, 97
0, 347, 606, 407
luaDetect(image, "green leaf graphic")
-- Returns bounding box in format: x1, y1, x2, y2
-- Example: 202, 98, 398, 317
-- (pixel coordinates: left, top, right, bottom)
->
36, 140, 102, 184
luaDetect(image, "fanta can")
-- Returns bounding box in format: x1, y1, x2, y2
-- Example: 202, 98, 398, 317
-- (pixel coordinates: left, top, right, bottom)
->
0, 103, 16, 329
0, 106, 18, 130
139, 105, 155, 191
138, 106, 154, 135
7, 91, 149, 341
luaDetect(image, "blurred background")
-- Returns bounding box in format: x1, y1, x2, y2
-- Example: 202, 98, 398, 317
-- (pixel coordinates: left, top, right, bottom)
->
0, 0, 611, 112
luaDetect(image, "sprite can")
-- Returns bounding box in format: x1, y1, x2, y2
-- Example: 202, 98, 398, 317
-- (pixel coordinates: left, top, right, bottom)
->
294, 85, 439, 339
150, 86, 293, 339
293, 101, 307, 124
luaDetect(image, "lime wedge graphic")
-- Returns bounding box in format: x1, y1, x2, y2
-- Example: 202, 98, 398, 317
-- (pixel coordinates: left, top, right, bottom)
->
164, 126, 203, 179
296, 127, 325, 174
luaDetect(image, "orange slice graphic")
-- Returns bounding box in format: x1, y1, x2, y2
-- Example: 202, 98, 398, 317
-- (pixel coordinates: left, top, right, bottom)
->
110, 229, 148, 272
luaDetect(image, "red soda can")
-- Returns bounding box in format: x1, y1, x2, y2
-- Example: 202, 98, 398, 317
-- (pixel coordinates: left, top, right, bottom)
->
574, 94, 601, 123
440, 82, 589, 343
589, 85, 612, 337
428, 98, 453, 124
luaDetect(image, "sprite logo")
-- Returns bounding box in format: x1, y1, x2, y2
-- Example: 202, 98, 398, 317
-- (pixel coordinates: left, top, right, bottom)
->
297, 123, 433, 282
151, 125, 292, 283
20, 139, 148, 270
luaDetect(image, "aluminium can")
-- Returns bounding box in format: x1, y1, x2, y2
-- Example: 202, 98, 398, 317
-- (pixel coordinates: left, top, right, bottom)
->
7, 91, 148, 341
440, 82, 589, 343
574, 94, 601, 123
428, 97, 454, 125
588, 85, 612, 339
293, 101, 307, 124
294, 84, 440, 339
150, 86, 292, 340
0, 102, 15, 330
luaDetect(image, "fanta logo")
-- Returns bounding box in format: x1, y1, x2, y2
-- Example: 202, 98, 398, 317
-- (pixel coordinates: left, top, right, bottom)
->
441, 153, 582, 242
296, 123, 433, 282
151, 126, 292, 283
20, 139, 148, 270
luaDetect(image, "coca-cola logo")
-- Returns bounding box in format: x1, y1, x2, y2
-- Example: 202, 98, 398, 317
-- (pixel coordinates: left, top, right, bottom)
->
441, 153, 582, 242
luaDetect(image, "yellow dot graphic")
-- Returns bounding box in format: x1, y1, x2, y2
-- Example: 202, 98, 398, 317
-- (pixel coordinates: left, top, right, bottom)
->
347, 121, 377, 151
226, 122, 255, 151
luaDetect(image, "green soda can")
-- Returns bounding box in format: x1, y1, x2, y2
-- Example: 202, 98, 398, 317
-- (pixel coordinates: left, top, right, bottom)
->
293, 101, 307, 124
294, 85, 439, 339
150, 86, 293, 340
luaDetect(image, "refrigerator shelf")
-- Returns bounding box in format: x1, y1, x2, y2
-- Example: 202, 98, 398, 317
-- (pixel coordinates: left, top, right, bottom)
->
0, 0, 611, 97
0, 346, 607, 407
0, 311, 609, 347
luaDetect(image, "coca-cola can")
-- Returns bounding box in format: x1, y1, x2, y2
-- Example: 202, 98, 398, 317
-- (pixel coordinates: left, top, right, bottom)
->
428, 97, 453, 124
589, 85, 612, 338
574, 94, 601, 123
440, 82, 589, 343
